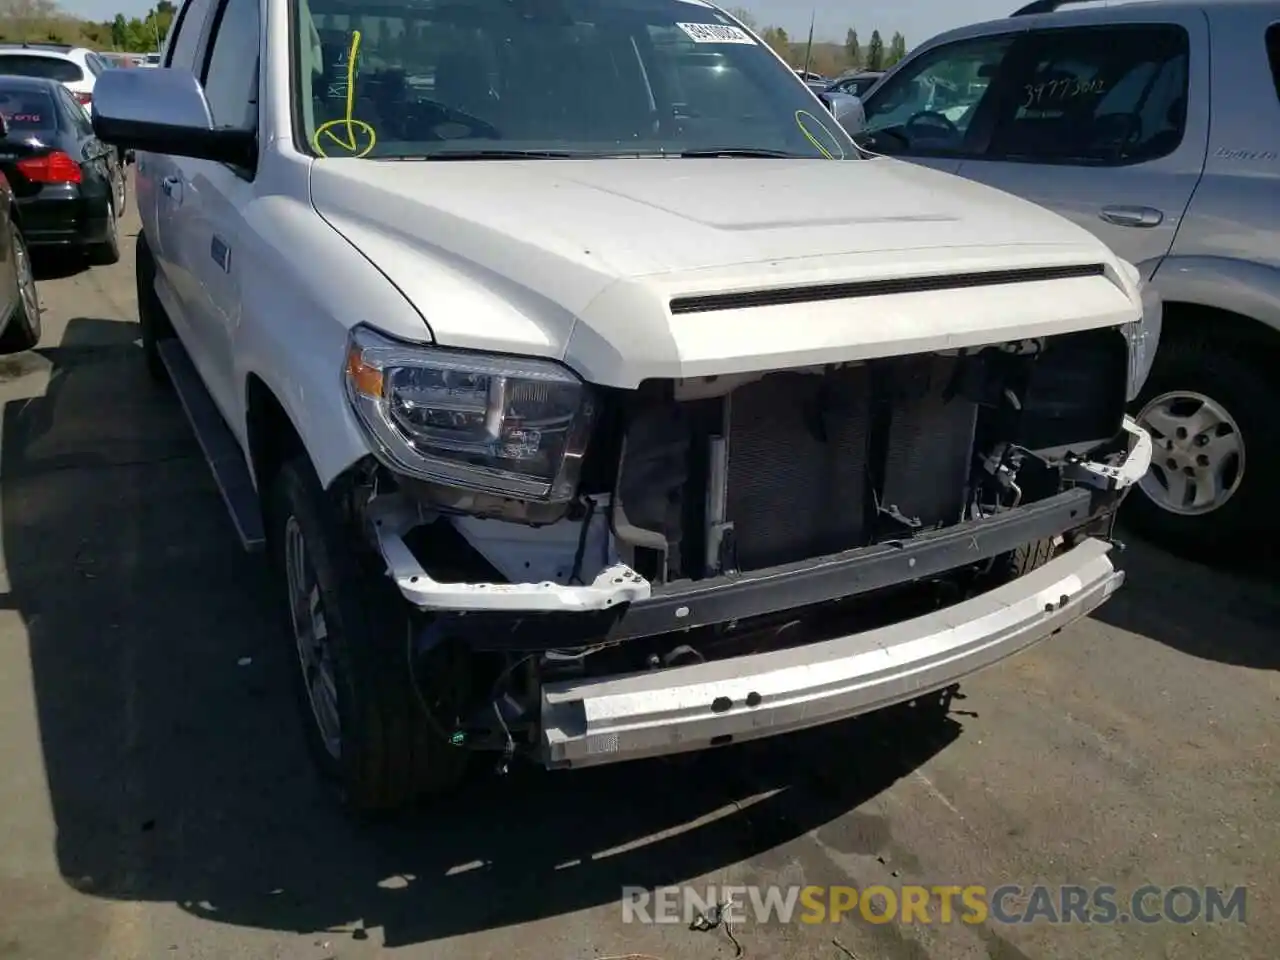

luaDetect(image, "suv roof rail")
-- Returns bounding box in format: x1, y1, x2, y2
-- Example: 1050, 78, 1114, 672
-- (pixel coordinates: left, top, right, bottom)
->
1010, 0, 1106, 16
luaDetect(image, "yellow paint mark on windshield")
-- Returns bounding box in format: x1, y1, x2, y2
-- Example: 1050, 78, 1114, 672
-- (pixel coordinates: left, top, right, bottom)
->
313, 30, 377, 158
794, 109, 845, 160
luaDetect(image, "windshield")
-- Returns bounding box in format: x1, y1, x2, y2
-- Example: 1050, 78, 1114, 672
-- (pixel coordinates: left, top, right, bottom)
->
292, 0, 855, 160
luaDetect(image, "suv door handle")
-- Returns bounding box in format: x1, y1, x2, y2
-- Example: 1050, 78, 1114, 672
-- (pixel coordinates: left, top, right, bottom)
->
161, 175, 182, 203
1100, 205, 1163, 228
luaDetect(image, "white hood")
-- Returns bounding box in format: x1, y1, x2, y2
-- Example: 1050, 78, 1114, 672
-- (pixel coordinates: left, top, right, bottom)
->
310, 157, 1138, 388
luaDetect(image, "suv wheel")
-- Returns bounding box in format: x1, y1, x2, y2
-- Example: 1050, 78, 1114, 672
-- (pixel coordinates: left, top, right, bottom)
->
267, 455, 470, 813
1126, 335, 1280, 556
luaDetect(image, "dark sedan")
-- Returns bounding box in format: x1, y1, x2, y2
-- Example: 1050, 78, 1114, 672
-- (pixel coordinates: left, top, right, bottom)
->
0, 169, 41, 353
0, 75, 124, 264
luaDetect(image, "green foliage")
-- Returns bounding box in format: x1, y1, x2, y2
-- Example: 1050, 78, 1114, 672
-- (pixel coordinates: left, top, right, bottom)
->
888, 31, 908, 66
845, 28, 860, 69
867, 29, 884, 71
0, 0, 173, 51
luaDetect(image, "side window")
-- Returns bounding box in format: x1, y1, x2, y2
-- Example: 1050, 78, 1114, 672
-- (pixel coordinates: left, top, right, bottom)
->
984, 25, 1189, 166
166, 0, 213, 72
859, 34, 1019, 156
58, 85, 93, 136
201, 0, 261, 132
1267, 23, 1280, 102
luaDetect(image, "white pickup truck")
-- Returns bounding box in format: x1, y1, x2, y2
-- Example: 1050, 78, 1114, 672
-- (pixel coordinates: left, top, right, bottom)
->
91, 0, 1156, 812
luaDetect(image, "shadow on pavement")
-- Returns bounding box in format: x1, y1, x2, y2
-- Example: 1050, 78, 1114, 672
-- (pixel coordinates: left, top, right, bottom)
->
3, 318, 962, 950
31, 249, 90, 282
1092, 526, 1280, 670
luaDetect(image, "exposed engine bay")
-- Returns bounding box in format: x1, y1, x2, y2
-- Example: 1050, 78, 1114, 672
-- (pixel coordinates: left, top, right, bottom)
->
352, 327, 1140, 763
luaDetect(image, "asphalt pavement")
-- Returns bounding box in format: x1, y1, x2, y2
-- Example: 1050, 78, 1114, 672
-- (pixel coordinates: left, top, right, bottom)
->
0, 188, 1276, 960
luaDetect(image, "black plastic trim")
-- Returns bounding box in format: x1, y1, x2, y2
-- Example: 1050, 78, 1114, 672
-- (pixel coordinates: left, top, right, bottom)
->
606, 487, 1095, 641
442, 486, 1103, 652
668, 263, 1105, 315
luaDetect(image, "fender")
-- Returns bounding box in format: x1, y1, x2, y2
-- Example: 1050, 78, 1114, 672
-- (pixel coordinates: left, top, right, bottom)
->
233, 190, 434, 490
1149, 255, 1280, 333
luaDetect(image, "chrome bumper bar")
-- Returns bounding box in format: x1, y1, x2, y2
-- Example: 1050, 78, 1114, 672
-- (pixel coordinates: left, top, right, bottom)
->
540, 537, 1123, 769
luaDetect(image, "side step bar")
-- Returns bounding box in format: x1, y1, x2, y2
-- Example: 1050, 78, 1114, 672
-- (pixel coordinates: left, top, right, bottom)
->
157, 339, 265, 552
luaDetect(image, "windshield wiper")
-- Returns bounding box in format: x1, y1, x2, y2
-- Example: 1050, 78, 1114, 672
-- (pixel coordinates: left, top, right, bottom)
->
388, 149, 593, 161
677, 147, 808, 158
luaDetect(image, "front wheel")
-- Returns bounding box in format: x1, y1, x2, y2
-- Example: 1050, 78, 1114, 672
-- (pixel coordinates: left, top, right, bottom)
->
1125, 335, 1280, 556
135, 234, 174, 384
266, 455, 469, 813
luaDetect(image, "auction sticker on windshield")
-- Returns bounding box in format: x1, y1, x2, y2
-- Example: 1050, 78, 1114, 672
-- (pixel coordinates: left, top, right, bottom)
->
676, 22, 755, 44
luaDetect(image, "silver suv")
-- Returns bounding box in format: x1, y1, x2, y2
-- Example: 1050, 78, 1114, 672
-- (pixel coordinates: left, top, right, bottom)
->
855, 0, 1280, 557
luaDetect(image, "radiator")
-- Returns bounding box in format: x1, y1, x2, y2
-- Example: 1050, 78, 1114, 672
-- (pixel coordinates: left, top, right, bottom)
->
722, 358, 978, 572
724, 369, 871, 571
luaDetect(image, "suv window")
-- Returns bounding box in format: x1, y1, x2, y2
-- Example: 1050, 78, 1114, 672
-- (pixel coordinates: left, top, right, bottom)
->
0, 54, 84, 84
983, 25, 1189, 166
167, 0, 213, 71
202, 0, 260, 130
1267, 23, 1280, 102
293, 0, 855, 161
859, 34, 1018, 156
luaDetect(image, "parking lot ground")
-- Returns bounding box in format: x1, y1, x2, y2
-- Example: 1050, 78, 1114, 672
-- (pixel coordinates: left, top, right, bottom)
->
0, 196, 1277, 960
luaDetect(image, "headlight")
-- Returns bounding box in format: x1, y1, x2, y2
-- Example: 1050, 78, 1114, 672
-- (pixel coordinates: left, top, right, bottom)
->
1125, 276, 1162, 402
343, 325, 597, 502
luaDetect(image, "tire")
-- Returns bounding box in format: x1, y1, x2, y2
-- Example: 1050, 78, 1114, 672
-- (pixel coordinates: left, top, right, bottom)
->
0, 222, 40, 354
89, 196, 121, 266
135, 234, 173, 384
266, 455, 469, 813
1004, 537, 1056, 579
1125, 335, 1280, 557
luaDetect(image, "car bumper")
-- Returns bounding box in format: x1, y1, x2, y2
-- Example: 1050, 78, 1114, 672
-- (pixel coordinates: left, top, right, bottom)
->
539, 535, 1122, 769
15, 191, 111, 247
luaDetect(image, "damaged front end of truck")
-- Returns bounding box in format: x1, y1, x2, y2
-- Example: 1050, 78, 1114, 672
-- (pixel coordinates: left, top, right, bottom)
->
337, 267, 1156, 774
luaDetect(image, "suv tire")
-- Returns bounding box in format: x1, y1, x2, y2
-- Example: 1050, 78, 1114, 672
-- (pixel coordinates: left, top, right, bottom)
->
1127, 335, 1280, 556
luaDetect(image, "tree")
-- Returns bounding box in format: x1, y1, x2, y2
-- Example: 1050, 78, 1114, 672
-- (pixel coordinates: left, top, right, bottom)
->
888, 31, 907, 66
867, 29, 884, 71
845, 28, 860, 69
727, 6, 757, 30
760, 26, 790, 61
110, 12, 127, 48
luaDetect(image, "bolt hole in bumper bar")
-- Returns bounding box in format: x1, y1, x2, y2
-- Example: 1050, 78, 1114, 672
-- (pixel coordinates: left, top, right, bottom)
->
371, 417, 1150, 767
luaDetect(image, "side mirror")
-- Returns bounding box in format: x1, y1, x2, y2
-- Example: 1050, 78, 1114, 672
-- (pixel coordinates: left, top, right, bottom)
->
90, 67, 256, 169
818, 92, 866, 136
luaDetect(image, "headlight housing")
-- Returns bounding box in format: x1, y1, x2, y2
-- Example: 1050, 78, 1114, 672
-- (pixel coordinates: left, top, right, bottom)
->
1125, 275, 1162, 402
343, 326, 597, 502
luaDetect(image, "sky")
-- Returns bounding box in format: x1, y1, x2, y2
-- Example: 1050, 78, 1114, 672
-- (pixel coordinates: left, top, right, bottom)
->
60, 0, 1026, 48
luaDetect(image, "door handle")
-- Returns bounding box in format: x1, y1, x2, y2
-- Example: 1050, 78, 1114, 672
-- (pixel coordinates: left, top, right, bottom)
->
161, 175, 182, 203
1100, 205, 1163, 228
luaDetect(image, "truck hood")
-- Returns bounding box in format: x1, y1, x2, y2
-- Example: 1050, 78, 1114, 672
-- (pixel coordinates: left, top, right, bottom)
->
310, 157, 1138, 388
